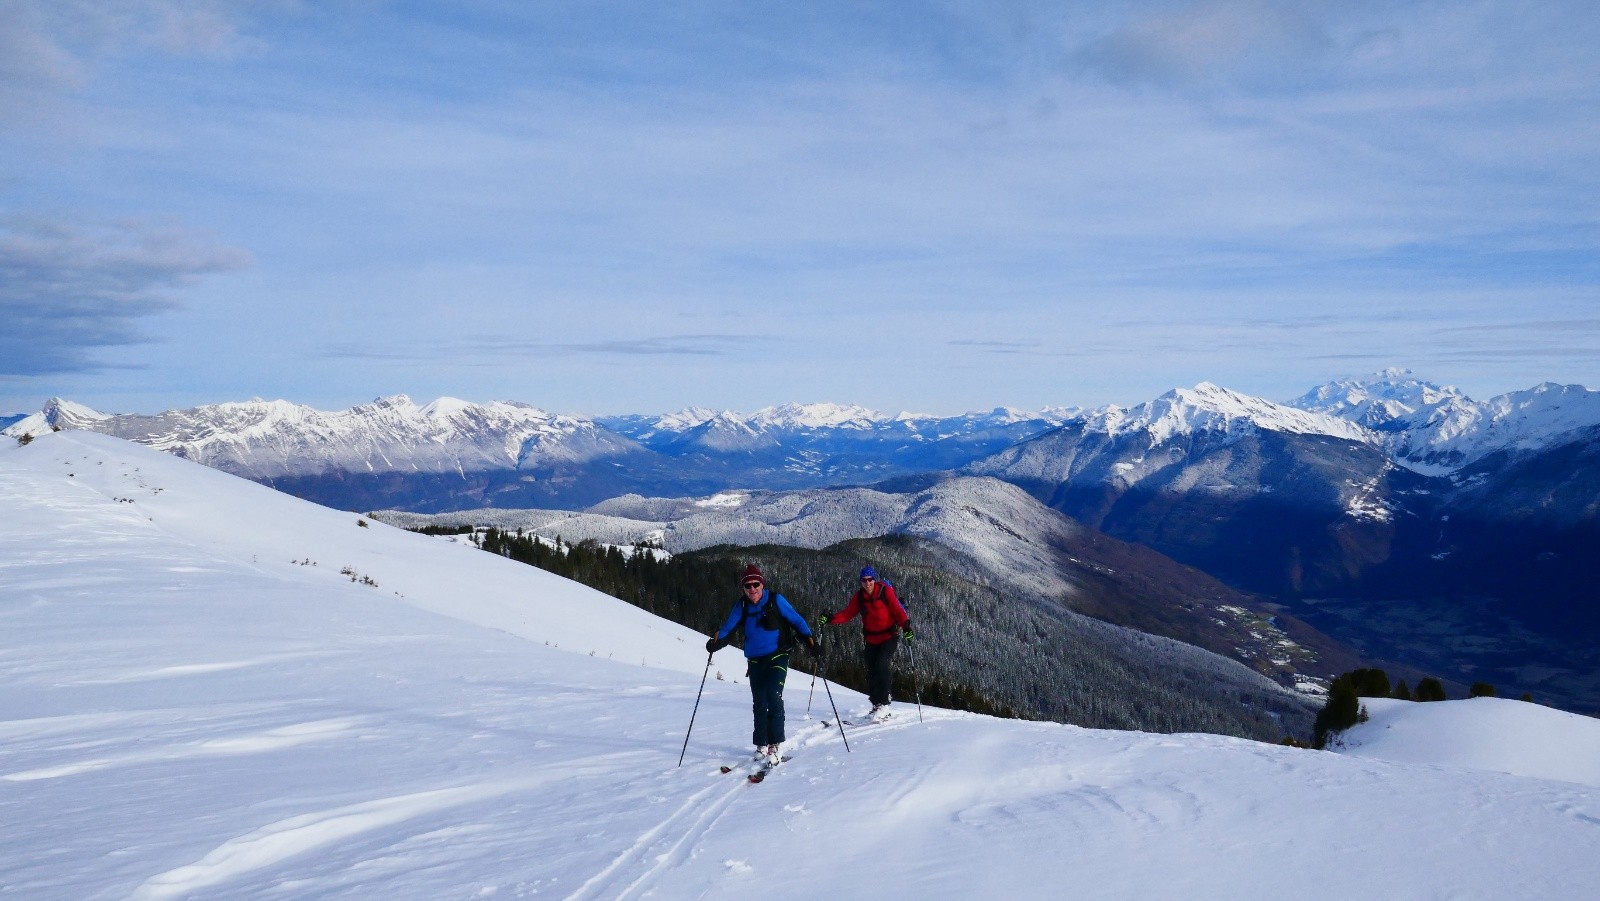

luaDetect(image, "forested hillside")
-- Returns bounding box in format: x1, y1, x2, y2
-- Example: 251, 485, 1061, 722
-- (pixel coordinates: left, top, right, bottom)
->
464, 528, 1315, 741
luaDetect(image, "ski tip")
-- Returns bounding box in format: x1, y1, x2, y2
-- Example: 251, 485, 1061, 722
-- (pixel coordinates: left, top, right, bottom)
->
719, 765, 733, 774
748, 772, 766, 783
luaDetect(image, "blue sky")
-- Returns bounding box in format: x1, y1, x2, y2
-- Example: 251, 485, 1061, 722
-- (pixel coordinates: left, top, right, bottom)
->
2, 1, 1597, 416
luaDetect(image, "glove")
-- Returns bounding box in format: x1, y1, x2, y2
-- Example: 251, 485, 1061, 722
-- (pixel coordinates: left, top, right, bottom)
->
804, 633, 820, 652
705, 636, 722, 653
816, 614, 830, 630
902, 623, 914, 642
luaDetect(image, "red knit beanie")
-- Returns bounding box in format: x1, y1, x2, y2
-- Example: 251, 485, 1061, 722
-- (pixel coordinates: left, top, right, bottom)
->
741, 564, 764, 586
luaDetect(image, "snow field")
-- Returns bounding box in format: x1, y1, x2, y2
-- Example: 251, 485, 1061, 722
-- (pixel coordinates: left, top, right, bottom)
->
4, 431, 1600, 899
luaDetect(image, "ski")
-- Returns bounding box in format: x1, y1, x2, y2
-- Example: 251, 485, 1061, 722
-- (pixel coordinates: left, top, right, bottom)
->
746, 755, 791, 783
824, 714, 892, 728
721, 754, 789, 776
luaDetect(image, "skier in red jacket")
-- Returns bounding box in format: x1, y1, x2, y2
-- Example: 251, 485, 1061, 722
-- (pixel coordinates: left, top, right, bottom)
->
819, 565, 910, 721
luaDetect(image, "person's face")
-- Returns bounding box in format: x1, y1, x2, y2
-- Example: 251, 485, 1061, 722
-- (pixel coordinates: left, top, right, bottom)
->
860, 576, 876, 593
743, 580, 764, 598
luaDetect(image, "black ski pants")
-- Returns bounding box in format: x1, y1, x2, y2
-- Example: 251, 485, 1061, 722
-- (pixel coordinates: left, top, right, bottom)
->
863, 636, 898, 706
747, 651, 790, 746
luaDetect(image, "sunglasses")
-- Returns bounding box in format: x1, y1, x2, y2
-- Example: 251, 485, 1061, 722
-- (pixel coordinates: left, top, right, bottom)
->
742, 581, 764, 590
860, 577, 876, 584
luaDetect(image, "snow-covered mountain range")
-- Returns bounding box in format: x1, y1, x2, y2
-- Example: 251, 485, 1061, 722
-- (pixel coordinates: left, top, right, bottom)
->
6, 430, 1600, 899
1291, 368, 1600, 474
2, 398, 1076, 509
3, 395, 643, 480
10, 372, 1597, 496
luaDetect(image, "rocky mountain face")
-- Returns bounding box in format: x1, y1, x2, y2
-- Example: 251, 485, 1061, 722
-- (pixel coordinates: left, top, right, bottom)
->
964, 374, 1600, 597
965, 383, 1424, 597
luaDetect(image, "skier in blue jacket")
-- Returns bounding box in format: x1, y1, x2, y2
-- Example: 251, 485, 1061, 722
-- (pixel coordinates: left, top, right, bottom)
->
706, 564, 818, 765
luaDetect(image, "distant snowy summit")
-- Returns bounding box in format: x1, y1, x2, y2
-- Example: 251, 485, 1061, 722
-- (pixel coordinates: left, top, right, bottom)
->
1290, 369, 1600, 474
1082, 381, 1372, 446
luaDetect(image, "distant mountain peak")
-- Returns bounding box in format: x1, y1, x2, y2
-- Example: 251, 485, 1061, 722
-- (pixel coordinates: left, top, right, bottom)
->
1084, 382, 1372, 445
1288, 371, 1600, 472
749, 402, 884, 429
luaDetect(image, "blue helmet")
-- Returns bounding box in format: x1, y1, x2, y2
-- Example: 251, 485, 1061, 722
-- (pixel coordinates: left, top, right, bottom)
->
859, 565, 877, 580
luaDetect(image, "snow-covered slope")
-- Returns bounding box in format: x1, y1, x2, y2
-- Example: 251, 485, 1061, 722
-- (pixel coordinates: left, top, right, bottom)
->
1336, 697, 1600, 787
6, 432, 1600, 899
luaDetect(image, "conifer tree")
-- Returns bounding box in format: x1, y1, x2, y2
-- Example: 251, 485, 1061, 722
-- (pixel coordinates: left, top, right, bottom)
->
1415, 677, 1447, 702
1314, 679, 1361, 748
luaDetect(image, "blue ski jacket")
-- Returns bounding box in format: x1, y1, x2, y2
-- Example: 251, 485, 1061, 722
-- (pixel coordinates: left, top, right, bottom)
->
715, 589, 813, 658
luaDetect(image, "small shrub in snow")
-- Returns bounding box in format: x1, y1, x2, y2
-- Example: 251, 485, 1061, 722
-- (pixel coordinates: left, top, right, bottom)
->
1470, 682, 1496, 698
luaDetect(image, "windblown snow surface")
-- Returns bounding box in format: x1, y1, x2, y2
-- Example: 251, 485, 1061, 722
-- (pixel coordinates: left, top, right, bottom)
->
4, 432, 1599, 900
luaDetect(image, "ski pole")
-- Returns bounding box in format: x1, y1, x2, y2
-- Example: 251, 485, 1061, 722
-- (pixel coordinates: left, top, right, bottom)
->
806, 623, 822, 715
677, 651, 713, 767
907, 635, 923, 724
819, 655, 850, 753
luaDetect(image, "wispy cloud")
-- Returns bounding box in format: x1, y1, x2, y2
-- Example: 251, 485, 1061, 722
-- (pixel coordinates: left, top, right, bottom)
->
0, 216, 250, 375
0, 1, 247, 119
1437, 320, 1600, 335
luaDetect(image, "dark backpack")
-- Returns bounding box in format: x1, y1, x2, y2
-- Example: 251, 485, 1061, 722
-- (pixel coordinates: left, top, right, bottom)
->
739, 590, 797, 654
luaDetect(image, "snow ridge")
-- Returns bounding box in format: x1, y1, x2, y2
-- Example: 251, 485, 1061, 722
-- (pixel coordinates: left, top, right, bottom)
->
1291, 371, 1600, 473
1083, 382, 1373, 446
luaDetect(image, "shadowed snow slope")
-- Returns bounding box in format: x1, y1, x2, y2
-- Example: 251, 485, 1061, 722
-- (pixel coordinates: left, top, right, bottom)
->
1336, 697, 1600, 787
4, 432, 1600, 899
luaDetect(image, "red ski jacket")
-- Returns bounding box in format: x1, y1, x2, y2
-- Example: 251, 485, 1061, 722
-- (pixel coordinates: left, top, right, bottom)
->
827, 582, 908, 645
